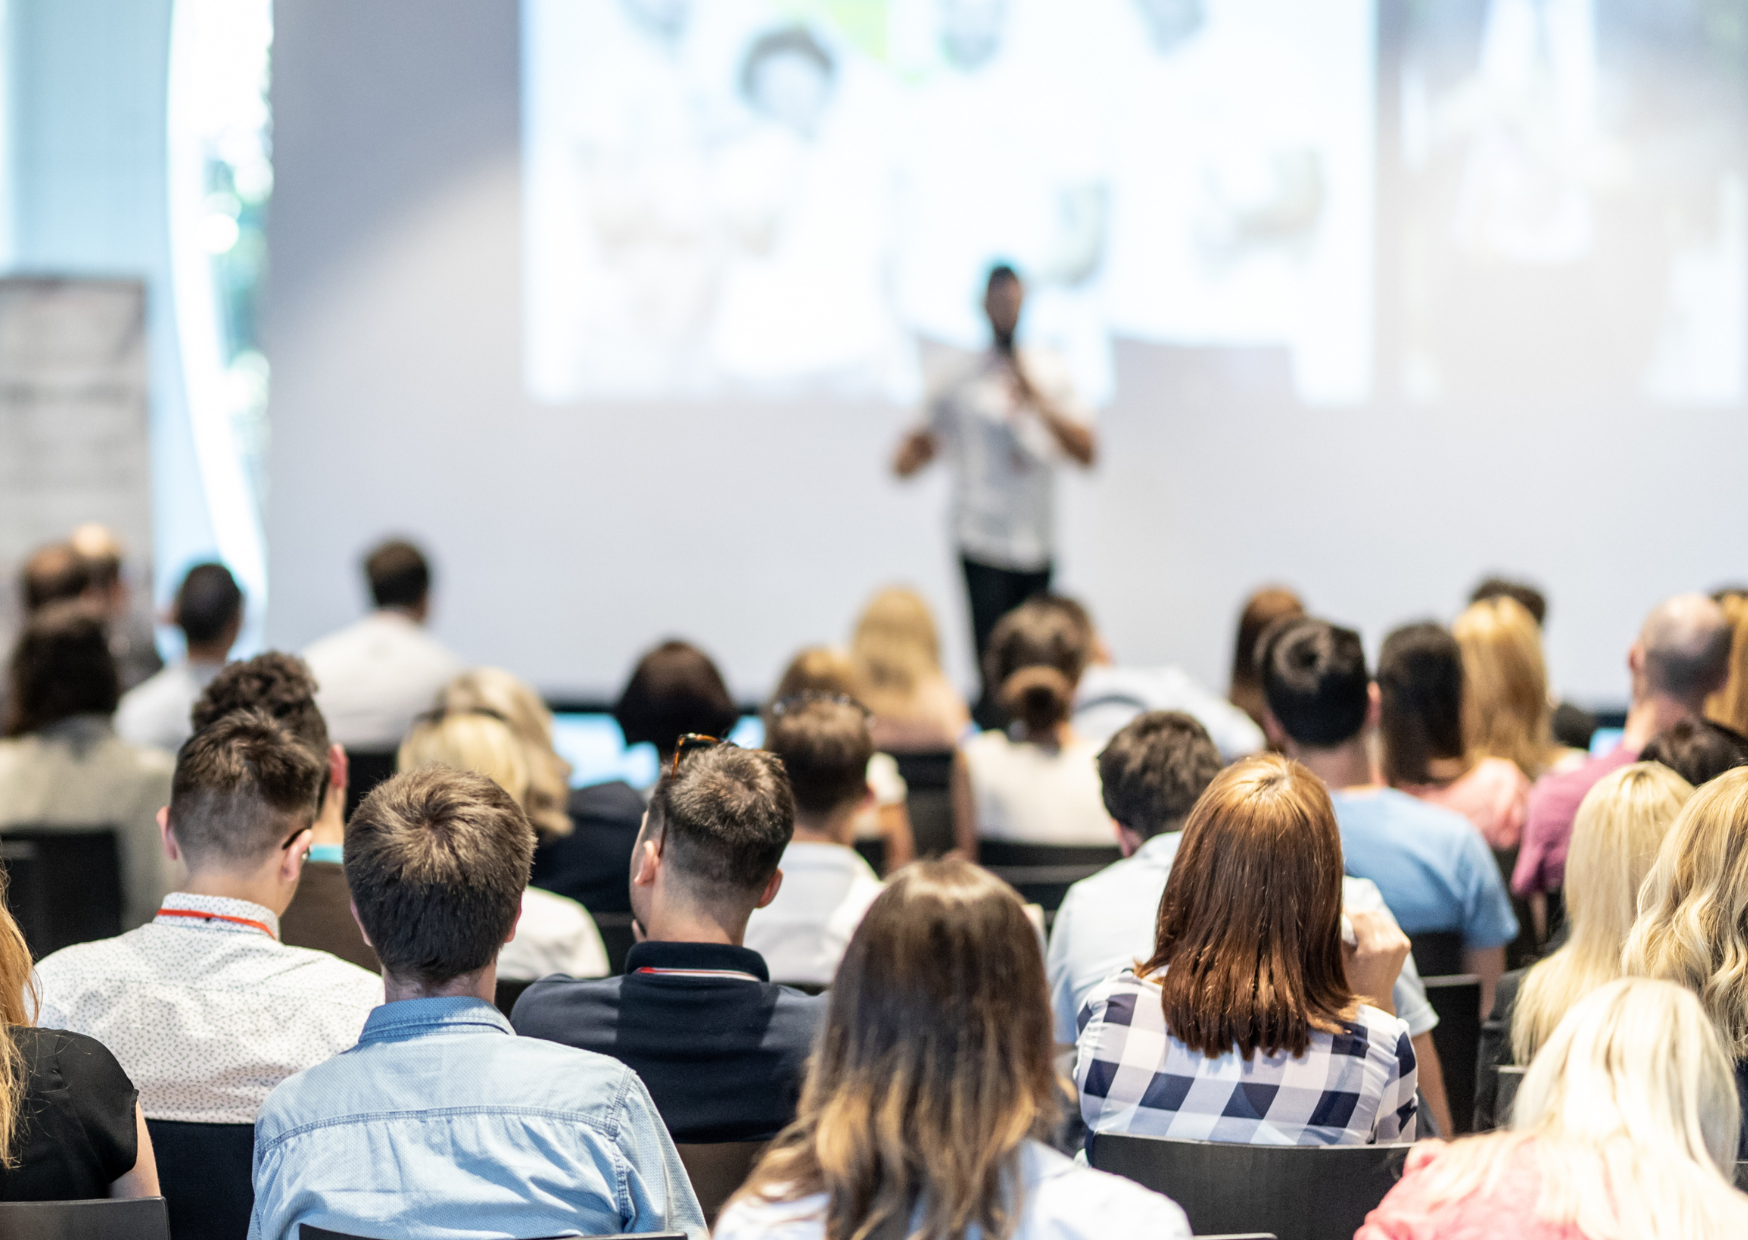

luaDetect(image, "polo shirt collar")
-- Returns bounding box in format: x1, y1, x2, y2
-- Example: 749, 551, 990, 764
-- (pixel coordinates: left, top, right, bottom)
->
624, 940, 770, 982
155, 892, 282, 940
358, 997, 512, 1044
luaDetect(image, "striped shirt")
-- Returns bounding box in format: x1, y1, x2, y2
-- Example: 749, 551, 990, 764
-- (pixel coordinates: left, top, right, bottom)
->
1076, 970, 1417, 1146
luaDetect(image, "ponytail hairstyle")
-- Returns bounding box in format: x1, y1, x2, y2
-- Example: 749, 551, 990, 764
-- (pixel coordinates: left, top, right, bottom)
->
0, 873, 39, 1167
984, 597, 1093, 739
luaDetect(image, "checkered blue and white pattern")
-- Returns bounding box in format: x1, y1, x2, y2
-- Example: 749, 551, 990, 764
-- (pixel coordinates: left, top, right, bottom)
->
1075, 970, 1418, 1146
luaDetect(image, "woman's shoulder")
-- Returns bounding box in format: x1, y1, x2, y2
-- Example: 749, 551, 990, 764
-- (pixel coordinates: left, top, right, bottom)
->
713, 1188, 829, 1240
1024, 1143, 1193, 1238
10, 1025, 134, 1094
1348, 1003, 1414, 1053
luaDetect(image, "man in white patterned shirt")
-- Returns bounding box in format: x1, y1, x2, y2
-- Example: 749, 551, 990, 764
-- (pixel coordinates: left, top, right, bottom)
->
35, 709, 382, 1125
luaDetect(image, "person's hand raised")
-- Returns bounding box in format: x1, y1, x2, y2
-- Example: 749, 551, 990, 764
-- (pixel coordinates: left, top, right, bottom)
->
1341, 907, 1410, 1018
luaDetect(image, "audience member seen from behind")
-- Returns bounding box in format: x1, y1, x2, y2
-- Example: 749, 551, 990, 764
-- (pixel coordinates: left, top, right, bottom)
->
192, 653, 376, 971
1261, 617, 1518, 1013
1076, 755, 1418, 1145
1473, 762, 1692, 1130
0, 877, 159, 1202
766, 647, 913, 872
116, 563, 243, 754
1640, 716, 1748, 788
746, 695, 886, 987
1068, 596, 1265, 762
1516, 593, 1732, 898
303, 538, 462, 753
68, 524, 162, 693
398, 709, 608, 982
1048, 713, 1454, 1135
248, 767, 705, 1240
1467, 575, 1599, 751
1704, 588, 1748, 734
1452, 596, 1576, 781
33, 712, 381, 1127
717, 860, 1191, 1240
0, 603, 174, 929
953, 597, 1112, 855
1227, 585, 1304, 732
513, 743, 826, 1143
1359, 979, 1748, 1240
19, 541, 90, 613
1622, 765, 1748, 1154
1379, 622, 1530, 850
849, 586, 970, 752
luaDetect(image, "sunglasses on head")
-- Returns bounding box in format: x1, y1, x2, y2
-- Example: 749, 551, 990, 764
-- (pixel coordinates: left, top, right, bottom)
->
767, 690, 871, 719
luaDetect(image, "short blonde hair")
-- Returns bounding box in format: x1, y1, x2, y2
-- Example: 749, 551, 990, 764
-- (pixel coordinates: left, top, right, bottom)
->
1453, 596, 1558, 778
438, 669, 572, 839
1399, 979, 1748, 1240
398, 711, 531, 812
1623, 766, 1748, 1056
850, 587, 941, 714
1510, 763, 1693, 1062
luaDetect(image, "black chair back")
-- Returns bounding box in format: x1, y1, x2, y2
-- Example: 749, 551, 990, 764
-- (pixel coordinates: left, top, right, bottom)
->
0, 1197, 170, 1240
343, 750, 399, 820
591, 911, 637, 976
1089, 1133, 1409, 1240
1494, 1065, 1527, 1127
1406, 931, 1464, 978
890, 751, 956, 857
1492, 846, 1542, 970
0, 828, 122, 959
146, 1119, 255, 1240
977, 841, 1120, 915
1422, 974, 1482, 1136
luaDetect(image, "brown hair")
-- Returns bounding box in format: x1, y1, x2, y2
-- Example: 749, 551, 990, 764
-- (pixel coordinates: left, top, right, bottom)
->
1453, 596, 1559, 778
0, 874, 39, 1167
766, 647, 866, 725
646, 744, 794, 899
1142, 753, 1355, 1059
765, 696, 874, 818
192, 652, 332, 812
4, 602, 119, 736
1096, 711, 1221, 838
851, 587, 942, 715
614, 640, 739, 757
364, 538, 431, 609
20, 543, 90, 612
170, 709, 326, 867
1378, 622, 1468, 786
984, 597, 1092, 736
346, 765, 535, 987
735, 860, 1058, 1240
1229, 586, 1304, 727
1705, 593, 1748, 735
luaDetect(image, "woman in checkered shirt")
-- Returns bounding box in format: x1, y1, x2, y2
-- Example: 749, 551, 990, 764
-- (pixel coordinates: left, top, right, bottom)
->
1075, 753, 1420, 1146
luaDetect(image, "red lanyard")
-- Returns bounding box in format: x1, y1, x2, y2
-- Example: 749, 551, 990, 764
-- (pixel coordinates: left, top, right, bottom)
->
155, 907, 277, 940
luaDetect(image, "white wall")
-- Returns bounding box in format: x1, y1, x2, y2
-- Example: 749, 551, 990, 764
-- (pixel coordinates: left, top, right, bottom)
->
264, 0, 1748, 706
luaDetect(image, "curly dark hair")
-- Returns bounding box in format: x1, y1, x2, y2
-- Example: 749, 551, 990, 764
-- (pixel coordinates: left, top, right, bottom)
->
191, 652, 330, 764
4, 602, 118, 736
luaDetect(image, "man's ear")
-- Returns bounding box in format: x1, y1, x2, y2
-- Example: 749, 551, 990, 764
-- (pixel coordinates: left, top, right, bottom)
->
1365, 681, 1382, 730
278, 828, 311, 885
157, 806, 181, 863
755, 867, 784, 911
348, 898, 375, 948
330, 743, 349, 793
1114, 820, 1144, 859
1628, 640, 1646, 678
631, 836, 662, 890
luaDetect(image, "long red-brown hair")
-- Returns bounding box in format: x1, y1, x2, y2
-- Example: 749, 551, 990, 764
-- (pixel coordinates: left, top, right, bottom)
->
1141, 753, 1355, 1059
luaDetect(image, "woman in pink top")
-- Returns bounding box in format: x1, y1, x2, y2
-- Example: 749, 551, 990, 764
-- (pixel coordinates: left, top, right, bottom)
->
1358, 978, 1748, 1240
1379, 623, 1529, 849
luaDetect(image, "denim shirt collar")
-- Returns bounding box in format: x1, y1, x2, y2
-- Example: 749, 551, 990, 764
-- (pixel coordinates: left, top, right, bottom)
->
357, 996, 513, 1046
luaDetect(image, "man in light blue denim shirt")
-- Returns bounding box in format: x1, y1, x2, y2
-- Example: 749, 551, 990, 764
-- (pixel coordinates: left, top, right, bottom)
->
249, 766, 706, 1240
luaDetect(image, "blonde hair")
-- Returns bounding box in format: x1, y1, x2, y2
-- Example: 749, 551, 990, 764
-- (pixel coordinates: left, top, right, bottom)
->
0, 876, 38, 1167
734, 861, 1058, 1240
438, 669, 572, 839
1622, 766, 1748, 1057
1395, 979, 1747, 1240
1453, 596, 1559, 778
851, 587, 942, 718
398, 711, 532, 812
1511, 763, 1693, 1062
1705, 593, 1748, 734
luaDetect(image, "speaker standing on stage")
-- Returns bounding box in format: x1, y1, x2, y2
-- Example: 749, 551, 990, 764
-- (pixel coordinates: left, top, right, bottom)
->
891, 265, 1097, 723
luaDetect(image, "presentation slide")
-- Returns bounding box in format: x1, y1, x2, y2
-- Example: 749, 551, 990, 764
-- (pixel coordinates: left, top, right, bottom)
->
523, 0, 1377, 407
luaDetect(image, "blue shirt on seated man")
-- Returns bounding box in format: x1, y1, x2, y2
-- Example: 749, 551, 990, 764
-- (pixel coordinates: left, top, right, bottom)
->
513, 742, 827, 1143
247, 766, 705, 1240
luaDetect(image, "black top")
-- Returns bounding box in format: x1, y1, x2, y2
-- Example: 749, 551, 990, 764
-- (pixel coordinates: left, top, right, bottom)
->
531, 782, 649, 914
0, 1027, 138, 1201
280, 861, 379, 972
511, 940, 826, 1143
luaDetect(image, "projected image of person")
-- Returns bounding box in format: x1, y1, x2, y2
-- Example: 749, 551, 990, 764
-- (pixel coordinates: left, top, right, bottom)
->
894, 0, 1113, 404
707, 25, 915, 399
892, 265, 1096, 724
1102, 0, 1374, 405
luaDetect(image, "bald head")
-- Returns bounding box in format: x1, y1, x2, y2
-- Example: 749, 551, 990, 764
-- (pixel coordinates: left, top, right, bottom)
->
1639, 594, 1733, 706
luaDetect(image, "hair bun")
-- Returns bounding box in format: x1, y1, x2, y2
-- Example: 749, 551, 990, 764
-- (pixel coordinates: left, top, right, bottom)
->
999, 666, 1074, 734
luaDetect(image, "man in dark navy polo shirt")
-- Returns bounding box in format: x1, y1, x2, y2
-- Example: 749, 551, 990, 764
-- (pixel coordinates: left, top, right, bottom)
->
511, 743, 825, 1143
